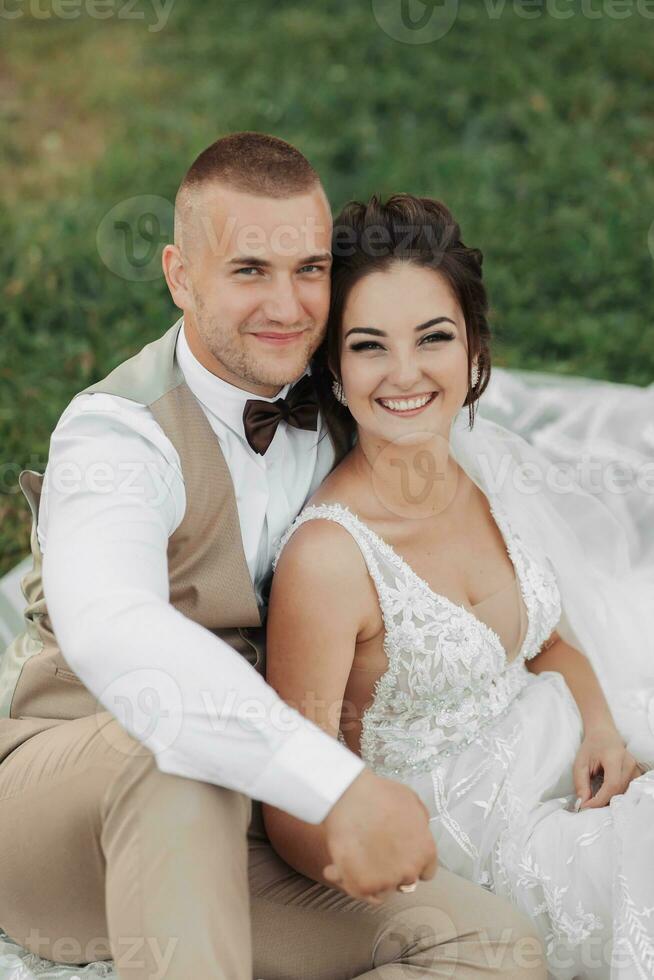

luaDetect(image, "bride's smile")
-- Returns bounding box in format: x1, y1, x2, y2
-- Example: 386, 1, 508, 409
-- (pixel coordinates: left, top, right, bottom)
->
375, 390, 439, 415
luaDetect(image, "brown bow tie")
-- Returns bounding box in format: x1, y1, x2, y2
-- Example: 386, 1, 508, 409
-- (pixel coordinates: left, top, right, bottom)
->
242, 374, 319, 455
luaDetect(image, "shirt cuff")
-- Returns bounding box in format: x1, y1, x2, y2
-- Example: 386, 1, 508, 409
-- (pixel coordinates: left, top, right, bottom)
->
248, 723, 366, 824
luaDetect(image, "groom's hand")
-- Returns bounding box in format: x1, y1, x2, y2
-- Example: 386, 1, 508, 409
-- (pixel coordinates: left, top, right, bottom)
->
322, 769, 438, 905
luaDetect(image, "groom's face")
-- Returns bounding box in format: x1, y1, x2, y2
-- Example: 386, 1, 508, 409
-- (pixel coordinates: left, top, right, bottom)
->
164, 182, 333, 397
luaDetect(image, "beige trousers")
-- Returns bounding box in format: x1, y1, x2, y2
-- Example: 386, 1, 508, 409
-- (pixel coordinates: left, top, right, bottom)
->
0, 711, 546, 979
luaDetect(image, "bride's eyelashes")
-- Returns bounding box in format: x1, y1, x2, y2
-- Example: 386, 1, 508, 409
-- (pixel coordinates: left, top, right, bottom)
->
347, 331, 455, 353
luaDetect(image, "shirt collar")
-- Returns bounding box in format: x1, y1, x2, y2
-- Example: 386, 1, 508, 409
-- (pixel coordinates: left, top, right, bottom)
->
175, 319, 311, 441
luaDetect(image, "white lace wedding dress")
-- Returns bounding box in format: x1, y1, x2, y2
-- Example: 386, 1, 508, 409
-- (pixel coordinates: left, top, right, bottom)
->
274, 493, 654, 980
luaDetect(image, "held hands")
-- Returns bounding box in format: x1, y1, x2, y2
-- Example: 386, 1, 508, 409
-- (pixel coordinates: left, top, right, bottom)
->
321, 769, 438, 906
573, 726, 643, 810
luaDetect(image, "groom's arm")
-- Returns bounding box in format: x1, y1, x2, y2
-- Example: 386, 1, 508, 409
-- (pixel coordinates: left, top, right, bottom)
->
40, 395, 364, 824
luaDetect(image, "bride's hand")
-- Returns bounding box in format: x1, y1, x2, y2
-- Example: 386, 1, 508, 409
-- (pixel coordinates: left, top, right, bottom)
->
573, 726, 642, 810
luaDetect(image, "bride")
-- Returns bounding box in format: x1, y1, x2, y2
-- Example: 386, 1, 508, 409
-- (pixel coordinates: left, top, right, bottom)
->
262, 194, 654, 979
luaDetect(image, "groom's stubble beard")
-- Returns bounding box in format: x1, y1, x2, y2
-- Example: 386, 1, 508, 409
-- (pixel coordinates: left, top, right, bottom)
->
191, 289, 327, 390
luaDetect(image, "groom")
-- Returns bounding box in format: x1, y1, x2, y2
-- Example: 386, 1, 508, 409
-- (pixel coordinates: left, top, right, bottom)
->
0, 133, 545, 978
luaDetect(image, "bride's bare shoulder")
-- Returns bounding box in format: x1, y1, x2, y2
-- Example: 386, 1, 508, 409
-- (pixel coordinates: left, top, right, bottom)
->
271, 513, 374, 639
275, 506, 360, 583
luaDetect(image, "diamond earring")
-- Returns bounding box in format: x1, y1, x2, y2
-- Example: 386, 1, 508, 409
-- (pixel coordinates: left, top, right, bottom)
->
331, 379, 348, 407
471, 363, 480, 388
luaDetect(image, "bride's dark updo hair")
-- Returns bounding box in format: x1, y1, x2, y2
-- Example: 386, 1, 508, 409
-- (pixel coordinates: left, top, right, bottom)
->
313, 193, 492, 460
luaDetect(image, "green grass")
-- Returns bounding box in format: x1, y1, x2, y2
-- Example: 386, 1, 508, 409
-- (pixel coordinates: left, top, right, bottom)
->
2, 0, 654, 574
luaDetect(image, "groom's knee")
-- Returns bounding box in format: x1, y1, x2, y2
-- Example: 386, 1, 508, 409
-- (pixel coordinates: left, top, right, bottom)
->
469, 901, 547, 978
372, 870, 546, 977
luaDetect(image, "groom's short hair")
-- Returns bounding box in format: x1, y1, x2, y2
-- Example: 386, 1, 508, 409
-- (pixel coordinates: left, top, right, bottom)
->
177, 132, 320, 200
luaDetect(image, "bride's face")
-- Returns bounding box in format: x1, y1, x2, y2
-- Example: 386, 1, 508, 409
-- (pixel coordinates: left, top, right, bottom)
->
339, 262, 471, 444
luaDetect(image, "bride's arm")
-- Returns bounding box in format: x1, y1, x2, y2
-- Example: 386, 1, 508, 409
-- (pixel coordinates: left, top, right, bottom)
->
527, 634, 616, 733
262, 519, 372, 885
527, 635, 641, 807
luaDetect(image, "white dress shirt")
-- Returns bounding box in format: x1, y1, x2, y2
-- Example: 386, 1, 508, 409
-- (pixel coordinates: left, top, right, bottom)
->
37, 321, 364, 824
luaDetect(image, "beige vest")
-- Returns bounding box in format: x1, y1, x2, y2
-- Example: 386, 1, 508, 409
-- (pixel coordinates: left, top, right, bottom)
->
0, 318, 336, 834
